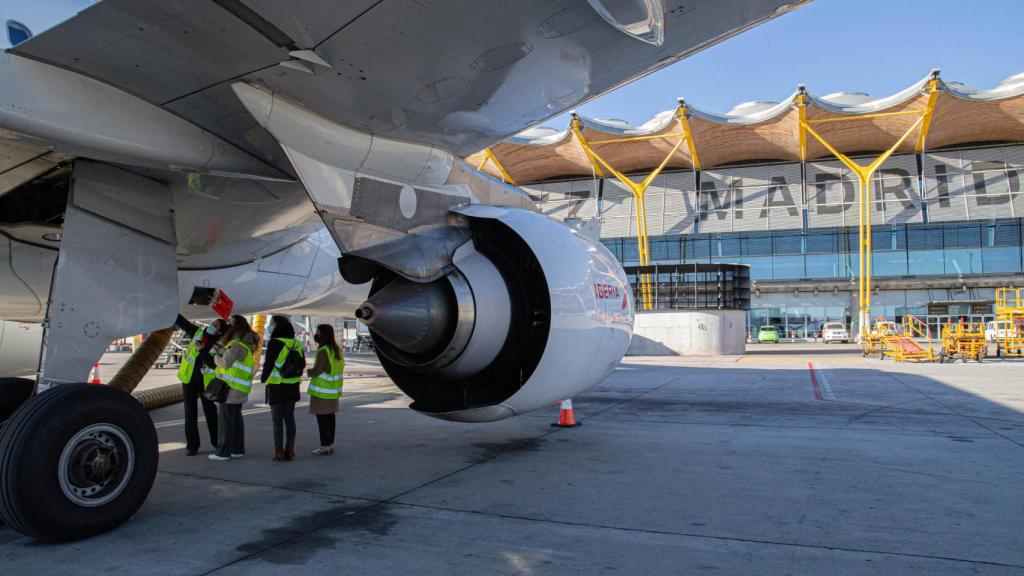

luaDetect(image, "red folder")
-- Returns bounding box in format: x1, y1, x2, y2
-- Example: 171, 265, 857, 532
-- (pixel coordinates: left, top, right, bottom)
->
211, 289, 234, 319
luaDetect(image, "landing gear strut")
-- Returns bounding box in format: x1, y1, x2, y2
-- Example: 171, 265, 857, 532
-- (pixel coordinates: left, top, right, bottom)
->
2, 161, 176, 541
0, 384, 158, 541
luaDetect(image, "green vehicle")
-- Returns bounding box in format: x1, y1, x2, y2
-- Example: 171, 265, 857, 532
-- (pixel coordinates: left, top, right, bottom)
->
757, 325, 780, 343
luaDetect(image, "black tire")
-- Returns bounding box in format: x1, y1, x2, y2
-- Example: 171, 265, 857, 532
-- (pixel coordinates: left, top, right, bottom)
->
0, 378, 35, 425
0, 384, 158, 541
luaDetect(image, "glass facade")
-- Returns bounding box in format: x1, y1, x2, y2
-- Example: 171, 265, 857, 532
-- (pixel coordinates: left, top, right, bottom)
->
524, 143, 1024, 338
601, 219, 1024, 281
601, 219, 1023, 338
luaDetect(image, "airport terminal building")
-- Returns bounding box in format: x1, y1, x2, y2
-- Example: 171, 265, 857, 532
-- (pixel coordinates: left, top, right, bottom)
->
468, 72, 1024, 337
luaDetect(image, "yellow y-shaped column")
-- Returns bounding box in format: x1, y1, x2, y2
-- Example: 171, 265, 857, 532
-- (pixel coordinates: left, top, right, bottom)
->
797, 78, 939, 338
474, 148, 518, 185
572, 106, 698, 310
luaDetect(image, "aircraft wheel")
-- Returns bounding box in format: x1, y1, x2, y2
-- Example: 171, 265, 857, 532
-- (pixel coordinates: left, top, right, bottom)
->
0, 378, 35, 425
0, 383, 158, 541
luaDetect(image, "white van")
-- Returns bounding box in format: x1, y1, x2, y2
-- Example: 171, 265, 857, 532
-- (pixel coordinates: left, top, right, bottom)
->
985, 320, 1017, 342
822, 321, 850, 344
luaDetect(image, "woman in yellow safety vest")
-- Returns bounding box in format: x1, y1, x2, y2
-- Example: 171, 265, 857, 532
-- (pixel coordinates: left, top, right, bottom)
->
261, 315, 305, 461
307, 324, 344, 456
174, 314, 225, 455
209, 315, 258, 461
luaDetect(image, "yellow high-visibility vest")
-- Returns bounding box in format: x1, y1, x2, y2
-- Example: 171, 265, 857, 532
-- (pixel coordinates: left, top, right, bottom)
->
308, 346, 343, 400
176, 332, 203, 384
267, 338, 302, 385
214, 339, 254, 394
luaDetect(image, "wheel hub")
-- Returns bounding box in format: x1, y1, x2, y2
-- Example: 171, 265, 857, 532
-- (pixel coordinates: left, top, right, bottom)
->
59, 424, 134, 507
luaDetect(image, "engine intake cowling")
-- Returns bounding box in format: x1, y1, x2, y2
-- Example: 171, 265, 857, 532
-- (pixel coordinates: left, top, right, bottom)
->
357, 206, 633, 422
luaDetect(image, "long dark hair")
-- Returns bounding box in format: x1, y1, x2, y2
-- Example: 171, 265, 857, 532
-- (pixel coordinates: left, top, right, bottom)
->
222, 315, 253, 344
269, 315, 295, 339
315, 324, 340, 358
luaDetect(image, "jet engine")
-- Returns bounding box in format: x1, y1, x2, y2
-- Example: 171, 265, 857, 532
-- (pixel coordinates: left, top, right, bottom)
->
349, 206, 633, 422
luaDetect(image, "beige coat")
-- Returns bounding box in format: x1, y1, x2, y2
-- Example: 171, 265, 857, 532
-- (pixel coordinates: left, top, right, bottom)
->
213, 332, 259, 405
307, 348, 340, 415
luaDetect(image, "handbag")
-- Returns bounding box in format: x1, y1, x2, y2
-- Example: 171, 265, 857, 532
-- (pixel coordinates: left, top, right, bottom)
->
203, 378, 229, 403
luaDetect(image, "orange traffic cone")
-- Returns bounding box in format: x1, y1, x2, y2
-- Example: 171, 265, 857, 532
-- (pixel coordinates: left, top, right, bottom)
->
551, 399, 581, 428
89, 363, 101, 385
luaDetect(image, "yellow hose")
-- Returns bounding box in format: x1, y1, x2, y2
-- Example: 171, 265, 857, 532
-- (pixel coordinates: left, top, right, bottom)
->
133, 384, 183, 411
107, 327, 175, 393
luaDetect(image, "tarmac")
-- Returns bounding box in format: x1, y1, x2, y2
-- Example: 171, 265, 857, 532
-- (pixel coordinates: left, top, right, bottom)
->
1, 343, 1023, 575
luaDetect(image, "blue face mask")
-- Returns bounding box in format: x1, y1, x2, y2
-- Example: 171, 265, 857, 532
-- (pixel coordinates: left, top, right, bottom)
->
206, 324, 217, 335
269, 322, 276, 332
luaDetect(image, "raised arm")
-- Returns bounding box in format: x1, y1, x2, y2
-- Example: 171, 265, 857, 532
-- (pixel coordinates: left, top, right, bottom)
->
174, 314, 200, 338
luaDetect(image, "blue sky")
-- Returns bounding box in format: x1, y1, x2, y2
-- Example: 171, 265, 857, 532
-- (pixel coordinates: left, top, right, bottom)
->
548, 0, 1024, 127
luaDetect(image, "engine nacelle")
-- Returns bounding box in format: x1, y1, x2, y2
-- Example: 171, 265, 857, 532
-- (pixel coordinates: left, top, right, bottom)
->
358, 206, 633, 422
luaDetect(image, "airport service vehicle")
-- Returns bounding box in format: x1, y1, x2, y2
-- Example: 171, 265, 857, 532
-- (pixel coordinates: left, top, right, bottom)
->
757, 326, 780, 343
994, 288, 1024, 358
985, 320, 1017, 342
0, 1, 807, 541
940, 322, 986, 363
862, 319, 898, 357
821, 321, 849, 344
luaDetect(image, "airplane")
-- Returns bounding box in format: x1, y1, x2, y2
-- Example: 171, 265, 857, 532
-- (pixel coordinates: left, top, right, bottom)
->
0, 0, 808, 541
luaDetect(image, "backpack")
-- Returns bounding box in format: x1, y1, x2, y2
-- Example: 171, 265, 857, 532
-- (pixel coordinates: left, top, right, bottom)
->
278, 341, 306, 379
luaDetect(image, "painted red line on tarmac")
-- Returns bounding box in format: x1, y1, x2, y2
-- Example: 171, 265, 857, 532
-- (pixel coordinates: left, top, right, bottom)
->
807, 361, 823, 401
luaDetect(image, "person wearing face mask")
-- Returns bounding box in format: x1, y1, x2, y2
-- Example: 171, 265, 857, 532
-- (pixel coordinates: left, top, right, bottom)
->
174, 314, 225, 455
307, 324, 343, 456
260, 315, 304, 461
209, 315, 258, 461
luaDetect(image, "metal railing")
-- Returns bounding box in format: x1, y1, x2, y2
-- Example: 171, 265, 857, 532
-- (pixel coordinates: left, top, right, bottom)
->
623, 263, 750, 311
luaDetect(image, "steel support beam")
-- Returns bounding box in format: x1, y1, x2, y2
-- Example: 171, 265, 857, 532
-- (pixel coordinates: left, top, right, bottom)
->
475, 148, 518, 185
797, 81, 940, 337
571, 110, 694, 310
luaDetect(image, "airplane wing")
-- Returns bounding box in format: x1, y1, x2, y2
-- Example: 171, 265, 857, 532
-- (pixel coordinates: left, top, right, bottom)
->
11, 0, 804, 172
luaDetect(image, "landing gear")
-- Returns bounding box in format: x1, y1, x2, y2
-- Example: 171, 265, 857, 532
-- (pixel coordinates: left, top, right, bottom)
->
0, 384, 158, 541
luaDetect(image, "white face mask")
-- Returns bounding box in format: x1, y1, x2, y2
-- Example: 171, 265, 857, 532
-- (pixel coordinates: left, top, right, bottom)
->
205, 325, 217, 335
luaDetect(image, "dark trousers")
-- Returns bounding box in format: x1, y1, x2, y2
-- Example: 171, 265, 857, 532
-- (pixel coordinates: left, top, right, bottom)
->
316, 414, 336, 446
271, 401, 296, 449
182, 382, 218, 452
215, 403, 245, 457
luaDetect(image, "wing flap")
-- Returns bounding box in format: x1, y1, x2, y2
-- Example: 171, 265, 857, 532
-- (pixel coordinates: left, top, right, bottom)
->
15, 0, 286, 104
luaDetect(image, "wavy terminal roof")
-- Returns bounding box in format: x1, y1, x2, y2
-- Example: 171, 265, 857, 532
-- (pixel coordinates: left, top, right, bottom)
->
466, 71, 1024, 184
